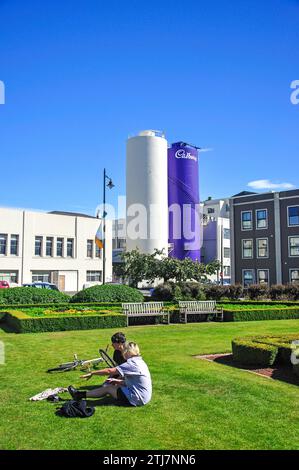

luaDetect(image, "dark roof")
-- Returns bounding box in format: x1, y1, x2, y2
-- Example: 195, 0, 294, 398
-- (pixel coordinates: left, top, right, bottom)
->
231, 191, 258, 197
48, 211, 97, 219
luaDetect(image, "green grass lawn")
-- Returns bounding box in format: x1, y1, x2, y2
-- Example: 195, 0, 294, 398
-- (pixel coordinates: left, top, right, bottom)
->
1, 320, 299, 450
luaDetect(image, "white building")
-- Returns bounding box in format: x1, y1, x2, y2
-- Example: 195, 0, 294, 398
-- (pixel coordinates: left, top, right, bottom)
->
201, 198, 231, 283
0, 207, 112, 293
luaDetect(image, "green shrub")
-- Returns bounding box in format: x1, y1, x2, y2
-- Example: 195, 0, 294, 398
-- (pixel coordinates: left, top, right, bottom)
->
4, 310, 126, 333
232, 334, 299, 367
227, 284, 243, 300
0, 287, 70, 305
247, 283, 269, 300
223, 306, 299, 322
284, 283, 299, 301
71, 284, 144, 303
152, 282, 205, 301
232, 338, 278, 366
204, 284, 229, 301
269, 284, 286, 300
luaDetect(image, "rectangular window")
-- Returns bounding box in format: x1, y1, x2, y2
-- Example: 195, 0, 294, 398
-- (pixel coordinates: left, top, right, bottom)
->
243, 270, 254, 287
0, 271, 18, 283
288, 206, 299, 226
257, 269, 269, 285
208, 208, 215, 214
87, 240, 93, 258
242, 239, 253, 258
56, 238, 63, 257
223, 228, 230, 239
223, 247, 230, 258
289, 237, 299, 257
0, 234, 7, 255
10, 235, 19, 256
257, 238, 268, 258
223, 266, 231, 277
32, 272, 50, 283
290, 269, 299, 284
35, 236, 43, 256
256, 209, 268, 229
241, 211, 252, 230
46, 237, 53, 257
86, 271, 102, 282
67, 238, 74, 257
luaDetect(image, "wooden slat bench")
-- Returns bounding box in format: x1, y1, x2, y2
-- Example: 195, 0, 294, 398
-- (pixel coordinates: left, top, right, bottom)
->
178, 300, 223, 323
122, 302, 169, 327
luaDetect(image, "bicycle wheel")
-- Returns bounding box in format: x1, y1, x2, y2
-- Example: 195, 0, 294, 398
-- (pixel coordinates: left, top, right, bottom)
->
47, 362, 79, 373
99, 349, 117, 368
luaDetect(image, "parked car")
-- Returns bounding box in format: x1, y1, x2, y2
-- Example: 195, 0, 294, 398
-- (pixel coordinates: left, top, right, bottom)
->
0, 280, 10, 289
22, 282, 59, 291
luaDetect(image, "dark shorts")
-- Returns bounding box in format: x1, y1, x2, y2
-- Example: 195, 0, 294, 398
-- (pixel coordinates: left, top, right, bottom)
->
116, 387, 132, 406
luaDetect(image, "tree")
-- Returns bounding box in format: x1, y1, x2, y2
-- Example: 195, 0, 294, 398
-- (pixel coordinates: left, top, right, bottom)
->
119, 248, 221, 287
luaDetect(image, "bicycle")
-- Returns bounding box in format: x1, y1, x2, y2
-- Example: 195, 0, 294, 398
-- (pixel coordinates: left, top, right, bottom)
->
47, 347, 117, 373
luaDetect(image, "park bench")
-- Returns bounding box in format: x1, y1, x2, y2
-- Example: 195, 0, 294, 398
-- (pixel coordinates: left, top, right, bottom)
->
178, 300, 223, 323
122, 302, 169, 326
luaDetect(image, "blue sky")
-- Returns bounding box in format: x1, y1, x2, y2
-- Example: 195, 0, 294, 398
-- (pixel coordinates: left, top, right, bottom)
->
0, 0, 298, 216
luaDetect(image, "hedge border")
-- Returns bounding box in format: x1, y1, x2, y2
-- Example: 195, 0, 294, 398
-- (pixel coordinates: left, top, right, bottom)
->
3, 310, 127, 333
232, 334, 299, 367
223, 307, 299, 322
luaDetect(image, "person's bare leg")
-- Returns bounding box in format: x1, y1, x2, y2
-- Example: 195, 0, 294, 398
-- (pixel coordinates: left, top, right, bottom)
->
86, 384, 120, 399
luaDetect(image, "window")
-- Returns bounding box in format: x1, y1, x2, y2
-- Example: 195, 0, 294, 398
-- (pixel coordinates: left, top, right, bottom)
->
67, 238, 74, 257
257, 269, 269, 285
241, 211, 252, 230
208, 208, 215, 214
242, 239, 253, 258
0, 234, 7, 255
288, 206, 299, 226
118, 239, 126, 249
223, 228, 230, 239
95, 244, 101, 258
86, 271, 102, 282
32, 272, 50, 283
10, 235, 19, 256
223, 266, 231, 277
0, 271, 18, 283
289, 237, 299, 257
243, 270, 254, 287
256, 209, 268, 229
46, 237, 53, 257
223, 247, 230, 258
290, 269, 299, 284
35, 236, 43, 256
87, 240, 93, 258
56, 238, 63, 257
257, 238, 268, 258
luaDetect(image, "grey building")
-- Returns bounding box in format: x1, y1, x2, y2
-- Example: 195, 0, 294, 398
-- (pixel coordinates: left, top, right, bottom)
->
230, 189, 299, 286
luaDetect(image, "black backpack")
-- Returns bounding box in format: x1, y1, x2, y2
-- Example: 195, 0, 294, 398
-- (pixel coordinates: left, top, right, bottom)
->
56, 400, 95, 418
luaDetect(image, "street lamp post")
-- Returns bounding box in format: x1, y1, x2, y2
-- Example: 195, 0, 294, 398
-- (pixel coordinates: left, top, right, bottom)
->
102, 168, 114, 285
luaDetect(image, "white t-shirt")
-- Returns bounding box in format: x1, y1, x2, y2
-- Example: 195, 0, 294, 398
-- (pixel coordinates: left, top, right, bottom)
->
116, 356, 152, 406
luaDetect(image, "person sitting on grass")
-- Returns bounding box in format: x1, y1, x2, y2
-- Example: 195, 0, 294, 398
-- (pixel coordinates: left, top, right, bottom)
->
68, 342, 152, 407
110, 331, 126, 365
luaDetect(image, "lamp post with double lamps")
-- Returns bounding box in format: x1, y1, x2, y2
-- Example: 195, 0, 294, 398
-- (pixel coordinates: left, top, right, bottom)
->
102, 168, 114, 285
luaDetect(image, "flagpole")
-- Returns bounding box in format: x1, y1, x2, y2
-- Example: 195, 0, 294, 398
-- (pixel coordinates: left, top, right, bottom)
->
103, 168, 106, 285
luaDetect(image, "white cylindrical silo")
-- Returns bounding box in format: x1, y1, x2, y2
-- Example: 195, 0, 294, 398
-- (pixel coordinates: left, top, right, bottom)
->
126, 130, 168, 255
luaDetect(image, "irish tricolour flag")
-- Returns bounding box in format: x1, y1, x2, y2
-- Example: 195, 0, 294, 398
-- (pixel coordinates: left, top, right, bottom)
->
95, 221, 104, 249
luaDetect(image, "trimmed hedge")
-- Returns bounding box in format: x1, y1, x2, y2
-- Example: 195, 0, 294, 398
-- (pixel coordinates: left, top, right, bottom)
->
223, 307, 299, 322
71, 284, 144, 303
232, 334, 299, 367
232, 338, 278, 366
0, 287, 70, 305
3, 310, 126, 333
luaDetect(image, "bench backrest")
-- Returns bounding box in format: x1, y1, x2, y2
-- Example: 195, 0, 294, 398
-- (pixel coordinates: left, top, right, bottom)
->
178, 300, 217, 313
122, 302, 164, 316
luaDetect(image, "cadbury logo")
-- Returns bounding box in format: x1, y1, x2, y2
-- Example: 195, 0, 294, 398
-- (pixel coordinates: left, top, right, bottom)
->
175, 149, 197, 161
